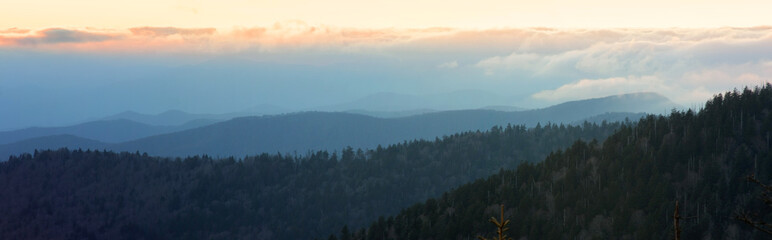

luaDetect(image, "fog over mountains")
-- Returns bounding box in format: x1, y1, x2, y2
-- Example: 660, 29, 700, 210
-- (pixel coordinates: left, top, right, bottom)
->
0, 92, 679, 159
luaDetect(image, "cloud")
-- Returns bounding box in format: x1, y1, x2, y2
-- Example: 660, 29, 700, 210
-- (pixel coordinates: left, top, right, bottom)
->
532, 76, 671, 102
533, 67, 772, 105
0, 28, 30, 34
437, 61, 459, 69
474, 27, 772, 76
2, 24, 772, 125
129, 27, 216, 37
468, 27, 772, 104
475, 39, 687, 77
2, 25, 770, 56
226, 21, 457, 51
232, 27, 267, 39
1, 25, 770, 104
2, 28, 119, 45
680, 62, 772, 90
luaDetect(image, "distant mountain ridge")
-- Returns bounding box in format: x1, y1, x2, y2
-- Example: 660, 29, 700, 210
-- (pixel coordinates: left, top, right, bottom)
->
318, 90, 520, 112
98, 104, 291, 127
534, 92, 680, 118
344, 109, 439, 118
0, 92, 680, 159
102, 110, 222, 126
112, 93, 677, 156
0, 135, 108, 160
0, 119, 219, 145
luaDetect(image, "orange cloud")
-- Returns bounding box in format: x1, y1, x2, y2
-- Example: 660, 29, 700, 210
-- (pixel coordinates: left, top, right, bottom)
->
0, 24, 770, 107
0, 28, 120, 46
0, 23, 452, 52
0, 28, 30, 34
229, 22, 455, 47
129, 27, 216, 37
1, 25, 770, 58
232, 27, 266, 39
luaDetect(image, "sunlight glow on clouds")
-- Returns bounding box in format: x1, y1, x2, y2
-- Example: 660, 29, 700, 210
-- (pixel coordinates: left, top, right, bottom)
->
129, 27, 217, 37
1, 24, 770, 121
2, 0, 771, 130
473, 27, 772, 104
0, 23, 459, 53
532, 76, 670, 101
530, 76, 718, 105
0, 28, 120, 45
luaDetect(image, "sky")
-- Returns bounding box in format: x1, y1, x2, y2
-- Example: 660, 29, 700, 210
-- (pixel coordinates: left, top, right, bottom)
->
2, 0, 771, 29
1, 0, 771, 130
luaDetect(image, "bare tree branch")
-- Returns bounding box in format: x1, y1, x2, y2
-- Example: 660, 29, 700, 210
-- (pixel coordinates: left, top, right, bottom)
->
735, 175, 772, 235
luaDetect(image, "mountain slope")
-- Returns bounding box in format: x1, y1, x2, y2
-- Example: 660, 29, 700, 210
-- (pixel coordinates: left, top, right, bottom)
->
527, 91, 679, 120
573, 112, 648, 125
101, 110, 231, 126
111, 111, 641, 157
101, 105, 291, 127
0, 119, 219, 144
318, 90, 517, 112
111, 92, 672, 157
114, 112, 394, 157
344, 109, 439, 118
353, 86, 772, 240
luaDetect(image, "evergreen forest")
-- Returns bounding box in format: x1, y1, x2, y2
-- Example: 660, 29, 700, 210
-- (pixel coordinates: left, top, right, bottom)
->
349, 85, 772, 239
0, 120, 621, 239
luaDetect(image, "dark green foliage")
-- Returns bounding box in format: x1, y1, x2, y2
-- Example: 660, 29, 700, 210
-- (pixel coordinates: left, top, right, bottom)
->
0, 134, 109, 159
355, 85, 772, 240
0, 121, 621, 239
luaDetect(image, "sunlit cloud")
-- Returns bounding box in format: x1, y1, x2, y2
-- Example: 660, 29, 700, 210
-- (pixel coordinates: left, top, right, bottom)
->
129, 27, 216, 37
475, 28, 772, 76
0, 28, 30, 34
469, 27, 772, 104
2, 28, 120, 45
533, 68, 771, 105
0, 22, 461, 53
5, 25, 767, 57
532, 76, 673, 101
227, 21, 457, 51
1, 24, 770, 106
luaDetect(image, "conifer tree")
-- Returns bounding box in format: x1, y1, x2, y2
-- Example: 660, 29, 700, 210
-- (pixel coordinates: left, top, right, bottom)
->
478, 204, 513, 240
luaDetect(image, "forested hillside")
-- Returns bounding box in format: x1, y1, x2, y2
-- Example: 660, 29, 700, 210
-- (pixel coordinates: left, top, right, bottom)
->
0, 135, 109, 158
350, 85, 772, 240
0, 121, 622, 239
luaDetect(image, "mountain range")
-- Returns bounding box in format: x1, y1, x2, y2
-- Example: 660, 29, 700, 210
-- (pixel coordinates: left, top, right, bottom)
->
1, 86, 768, 240
0, 119, 219, 145
317, 90, 521, 112
0, 119, 625, 240
0, 92, 679, 159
